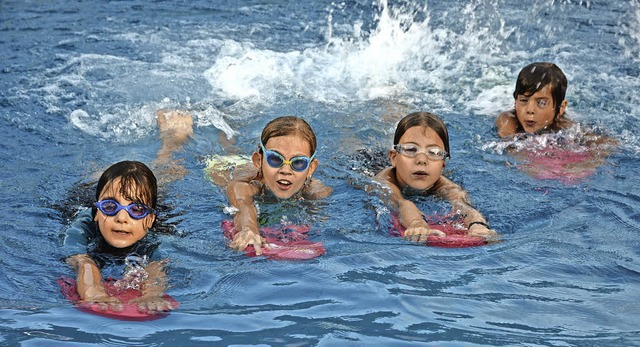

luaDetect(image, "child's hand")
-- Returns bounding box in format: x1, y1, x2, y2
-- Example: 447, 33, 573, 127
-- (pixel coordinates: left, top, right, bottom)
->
468, 223, 499, 242
80, 285, 123, 312
404, 220, 446, 243
132, 295, 176, 314
230, 227, 268, 255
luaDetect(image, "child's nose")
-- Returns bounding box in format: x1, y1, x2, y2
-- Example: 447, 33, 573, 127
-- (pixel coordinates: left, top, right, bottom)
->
114, 209, 130, 222
525, 100, 536, 114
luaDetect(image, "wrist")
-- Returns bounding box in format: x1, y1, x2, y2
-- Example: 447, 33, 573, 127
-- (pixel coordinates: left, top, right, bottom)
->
468, 221, 489, 229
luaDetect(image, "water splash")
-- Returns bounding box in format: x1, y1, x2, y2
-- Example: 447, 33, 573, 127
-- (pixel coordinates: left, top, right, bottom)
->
203, 0, 513, 107
114, 255, 149, 291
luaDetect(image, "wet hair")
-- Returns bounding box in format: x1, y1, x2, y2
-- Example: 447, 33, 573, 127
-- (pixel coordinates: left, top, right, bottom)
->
393, 111, 450, 158
93, 161, 157, 218
513, 62, 567, 117
259, 116, 317, 155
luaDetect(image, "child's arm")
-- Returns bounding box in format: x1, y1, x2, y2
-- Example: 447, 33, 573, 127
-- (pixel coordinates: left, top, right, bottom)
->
66, 254, 121, 309
226, 179, 266, 255
375, 168, 445, 242
496, 110, 519, 138
434, 177, 498, 240
132, 260, 176, 313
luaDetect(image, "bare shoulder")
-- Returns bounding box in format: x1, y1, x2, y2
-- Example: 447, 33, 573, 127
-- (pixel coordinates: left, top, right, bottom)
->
496, 110, 518, 138
303, 178, 333, 199
374, 167, 395, 184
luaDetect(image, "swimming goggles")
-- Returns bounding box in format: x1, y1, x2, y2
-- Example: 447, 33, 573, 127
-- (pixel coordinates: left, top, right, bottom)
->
393, 144, 448, 160
259, 141, 316, 172
94, 199, 155, 220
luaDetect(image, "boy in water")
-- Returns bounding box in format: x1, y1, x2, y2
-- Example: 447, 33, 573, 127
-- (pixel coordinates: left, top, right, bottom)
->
496, 62, 570, 137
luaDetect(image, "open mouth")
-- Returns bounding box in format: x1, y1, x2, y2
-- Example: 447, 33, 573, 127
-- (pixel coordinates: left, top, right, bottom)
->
276, 179, 292, 189
112, 229, 131, 236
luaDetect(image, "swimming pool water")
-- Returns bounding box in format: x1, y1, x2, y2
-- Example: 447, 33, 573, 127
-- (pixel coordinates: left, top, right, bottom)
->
1, 0, 639, 345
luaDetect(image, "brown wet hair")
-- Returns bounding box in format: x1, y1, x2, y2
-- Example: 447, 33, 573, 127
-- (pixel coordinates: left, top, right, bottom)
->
259, 116, 317, 155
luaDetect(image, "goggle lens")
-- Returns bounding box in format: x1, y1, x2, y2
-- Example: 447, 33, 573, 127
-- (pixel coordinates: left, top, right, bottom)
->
94, 199, 153, 220
394, 144, 448, 160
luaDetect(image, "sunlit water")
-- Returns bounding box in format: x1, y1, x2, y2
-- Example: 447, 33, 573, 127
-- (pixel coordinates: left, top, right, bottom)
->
1, 0, 639, 345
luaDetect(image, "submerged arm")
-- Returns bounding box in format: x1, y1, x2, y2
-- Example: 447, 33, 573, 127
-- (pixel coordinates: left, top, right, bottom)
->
435, 176, 498, 240
133, 260, 175, 313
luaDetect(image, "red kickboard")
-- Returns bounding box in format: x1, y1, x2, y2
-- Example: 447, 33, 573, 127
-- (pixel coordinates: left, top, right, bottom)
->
391, 215, 487, 248
58, 277, 179, 321
221, 220, 325, 260
521, 147, 595, 183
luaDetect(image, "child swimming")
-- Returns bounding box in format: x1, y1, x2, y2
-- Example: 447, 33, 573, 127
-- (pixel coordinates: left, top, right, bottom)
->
224, 116, 332, 255
494, 62, 616, 182
375, 112, 498, 242
496, 62, 570, 137
64, 161, 176, 313
62, 111, 191, 313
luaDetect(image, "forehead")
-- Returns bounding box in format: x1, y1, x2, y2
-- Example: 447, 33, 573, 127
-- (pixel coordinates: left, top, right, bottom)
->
519, 84, 553, 99
99, 178, 145, 201
265, 135, 312, 155
398, 126, 445, 148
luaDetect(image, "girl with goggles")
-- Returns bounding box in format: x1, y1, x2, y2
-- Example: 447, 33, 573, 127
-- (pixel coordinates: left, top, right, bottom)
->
223, 116, 332, 256
375, 112, 498, 243
63, 111, 192, 314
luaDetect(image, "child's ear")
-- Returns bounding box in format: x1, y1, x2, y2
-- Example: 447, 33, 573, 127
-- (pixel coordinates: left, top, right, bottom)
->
307, 158, 318, 178
144, 214, 156, 231
389, 150, 397, 168
558, 99, 568, 116
251, 151, 262, 169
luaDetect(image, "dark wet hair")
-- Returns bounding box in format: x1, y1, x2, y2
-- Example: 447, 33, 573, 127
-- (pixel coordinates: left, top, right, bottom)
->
513, 62, 567, 117
259, 116, 317, 155
393, 111, 450, 158
93, 161, 157, 218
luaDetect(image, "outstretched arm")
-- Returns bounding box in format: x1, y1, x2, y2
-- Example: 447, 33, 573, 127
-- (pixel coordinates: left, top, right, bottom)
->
227, 179, 266, 255
66, 254, 121, 310
434, 176, 498, 240
374, 168, 445, 242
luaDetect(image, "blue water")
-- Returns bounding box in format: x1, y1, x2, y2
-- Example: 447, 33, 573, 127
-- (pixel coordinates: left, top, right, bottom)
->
1, 0, 640, 345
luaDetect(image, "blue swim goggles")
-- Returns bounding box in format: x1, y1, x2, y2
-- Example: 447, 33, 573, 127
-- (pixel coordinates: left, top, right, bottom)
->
94, 199, 155, 220
259, 140, 316, 172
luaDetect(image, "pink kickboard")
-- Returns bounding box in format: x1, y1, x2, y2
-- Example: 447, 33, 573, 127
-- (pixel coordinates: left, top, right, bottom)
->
391, 215, 487, 248
58, 277, 178, 321
221, 220, 326, 260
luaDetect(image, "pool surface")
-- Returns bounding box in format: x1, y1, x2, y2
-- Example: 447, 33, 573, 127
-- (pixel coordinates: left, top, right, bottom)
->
1, 0, 639, 345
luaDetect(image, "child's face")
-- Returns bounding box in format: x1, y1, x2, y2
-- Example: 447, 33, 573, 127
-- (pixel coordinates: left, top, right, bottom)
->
253, 135, 318, 199
94, 178, 155, 249
514, 85, 564, 133
390, 126, 446, 191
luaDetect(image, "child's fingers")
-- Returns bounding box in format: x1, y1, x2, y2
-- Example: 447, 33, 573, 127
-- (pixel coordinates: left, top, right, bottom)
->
404, 227, 445, 242
108, 302, 124, 312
